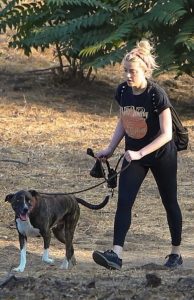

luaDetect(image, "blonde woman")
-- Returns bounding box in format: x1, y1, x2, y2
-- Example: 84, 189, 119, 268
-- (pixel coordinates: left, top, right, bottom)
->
92, 40, 182, 270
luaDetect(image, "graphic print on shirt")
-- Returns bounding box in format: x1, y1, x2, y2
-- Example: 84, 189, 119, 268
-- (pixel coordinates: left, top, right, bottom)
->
120, 106, 148, 139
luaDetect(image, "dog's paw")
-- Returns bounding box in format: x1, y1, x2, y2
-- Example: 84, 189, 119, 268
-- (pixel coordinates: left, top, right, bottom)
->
60, 256, 76, 270
70, 255, 77, 266
42, 249, 55, 265
13, 266, 25, 272
42, 257, 55, 265
60, 259, 69, 269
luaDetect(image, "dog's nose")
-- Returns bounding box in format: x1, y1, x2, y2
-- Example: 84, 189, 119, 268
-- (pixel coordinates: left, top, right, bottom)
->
23, 208, 29, 214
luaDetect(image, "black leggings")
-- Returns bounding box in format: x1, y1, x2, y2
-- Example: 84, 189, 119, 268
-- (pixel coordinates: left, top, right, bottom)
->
113, 148, 182, 247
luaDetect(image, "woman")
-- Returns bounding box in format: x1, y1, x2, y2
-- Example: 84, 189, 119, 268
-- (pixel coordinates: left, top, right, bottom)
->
92, 40, 183, 270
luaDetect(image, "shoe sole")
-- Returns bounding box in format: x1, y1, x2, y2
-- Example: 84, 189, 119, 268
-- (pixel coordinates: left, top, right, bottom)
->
164, 263, 183, 269
92, 251, 121, 270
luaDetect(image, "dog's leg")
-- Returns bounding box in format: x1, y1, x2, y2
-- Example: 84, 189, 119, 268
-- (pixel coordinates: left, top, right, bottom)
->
52, 224, 66, 244
13, 233, 27, 272
41, 230, 54, 265
52, 224, 70, 269
60, 211, 79, 270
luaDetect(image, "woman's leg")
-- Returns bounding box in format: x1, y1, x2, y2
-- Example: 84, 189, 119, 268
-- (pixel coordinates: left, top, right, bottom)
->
151, 149, 182, 253
93, 160, 148, 270
113, 159, 149, 257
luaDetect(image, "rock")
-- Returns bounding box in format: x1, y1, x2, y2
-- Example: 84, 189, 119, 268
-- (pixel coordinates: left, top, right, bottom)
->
177, 277, 194, 290
146, 273, 162, 287
86, 280, 96, 288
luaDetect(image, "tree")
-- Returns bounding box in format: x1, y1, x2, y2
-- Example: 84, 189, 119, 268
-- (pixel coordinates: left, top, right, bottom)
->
0, 0, 193, 78
80, 0, 194, 77
134, 0, 194, 77
0, 0, 117, 79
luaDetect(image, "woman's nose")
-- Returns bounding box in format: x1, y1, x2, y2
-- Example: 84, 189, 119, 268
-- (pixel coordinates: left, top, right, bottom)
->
126, 72, 131, 79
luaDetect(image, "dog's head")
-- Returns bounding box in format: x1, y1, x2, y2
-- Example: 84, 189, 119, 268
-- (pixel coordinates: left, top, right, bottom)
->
5, 190, 38, 221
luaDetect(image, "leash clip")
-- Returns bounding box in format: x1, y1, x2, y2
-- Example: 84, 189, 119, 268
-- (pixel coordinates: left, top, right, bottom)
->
110, 189, 114, 197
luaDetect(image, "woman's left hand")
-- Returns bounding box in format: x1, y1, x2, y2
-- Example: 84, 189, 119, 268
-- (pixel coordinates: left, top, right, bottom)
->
124, 150, 142, 162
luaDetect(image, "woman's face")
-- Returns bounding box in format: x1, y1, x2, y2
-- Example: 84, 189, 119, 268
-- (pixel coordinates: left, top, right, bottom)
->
123, 61, 146, 88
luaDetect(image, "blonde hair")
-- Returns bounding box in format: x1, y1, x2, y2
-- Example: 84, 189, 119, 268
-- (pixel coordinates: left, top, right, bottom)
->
123, 39, 159, 77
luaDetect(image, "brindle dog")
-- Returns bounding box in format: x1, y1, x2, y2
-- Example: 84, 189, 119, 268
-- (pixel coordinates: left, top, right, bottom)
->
5, 189, 109, 272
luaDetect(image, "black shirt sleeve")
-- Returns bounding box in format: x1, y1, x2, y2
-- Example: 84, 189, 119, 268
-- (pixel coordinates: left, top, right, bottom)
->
151, 83, 172, 115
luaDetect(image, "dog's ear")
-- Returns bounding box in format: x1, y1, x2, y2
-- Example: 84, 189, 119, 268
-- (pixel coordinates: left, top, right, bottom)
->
5, 194, 14, 203
28, 190, 38, 197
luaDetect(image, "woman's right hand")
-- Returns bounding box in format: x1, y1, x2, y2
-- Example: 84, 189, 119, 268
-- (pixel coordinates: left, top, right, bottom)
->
96, 147, 114, 160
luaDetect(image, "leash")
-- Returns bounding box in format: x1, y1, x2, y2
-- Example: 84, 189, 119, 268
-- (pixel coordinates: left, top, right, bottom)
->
39, 179, 108, 196
39, 152, 130, 196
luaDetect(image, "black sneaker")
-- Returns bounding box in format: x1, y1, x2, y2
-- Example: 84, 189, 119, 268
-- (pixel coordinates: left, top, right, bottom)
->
92, 250, 122, 270
164, 254, 183, 268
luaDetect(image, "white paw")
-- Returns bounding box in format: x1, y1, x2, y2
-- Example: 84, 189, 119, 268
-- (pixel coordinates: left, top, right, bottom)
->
71, 255, 77, 266
42, 249, 55, 265
60, 258, 69, 269
60, 256, 76, 270
42, 257, 55, 265
13, 266, 25, 272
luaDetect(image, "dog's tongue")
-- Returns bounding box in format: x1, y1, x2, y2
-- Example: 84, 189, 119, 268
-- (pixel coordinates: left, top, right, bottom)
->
19, 214, 28, 221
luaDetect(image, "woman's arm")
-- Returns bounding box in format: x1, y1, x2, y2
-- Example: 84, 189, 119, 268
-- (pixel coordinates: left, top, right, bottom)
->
96, 118, 125, 158
125, 108, 173, 161
140, 107, 172, 157
108, 119, 125, 152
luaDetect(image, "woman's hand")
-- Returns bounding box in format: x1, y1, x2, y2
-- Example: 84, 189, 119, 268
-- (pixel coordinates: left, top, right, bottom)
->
96, 147, 114, 160
124, 150, 143, 162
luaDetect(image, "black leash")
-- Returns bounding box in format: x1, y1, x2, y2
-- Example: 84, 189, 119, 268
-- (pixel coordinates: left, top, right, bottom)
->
39, 150, 130, 196
39, 179, 108, 195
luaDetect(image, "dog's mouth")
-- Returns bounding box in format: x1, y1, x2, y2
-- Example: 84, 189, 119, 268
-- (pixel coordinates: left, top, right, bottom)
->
19, 213, 29, 221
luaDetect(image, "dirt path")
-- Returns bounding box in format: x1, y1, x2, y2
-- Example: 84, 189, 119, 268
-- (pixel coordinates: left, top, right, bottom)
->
0, 38, 194, 299
0, 143, 194, 299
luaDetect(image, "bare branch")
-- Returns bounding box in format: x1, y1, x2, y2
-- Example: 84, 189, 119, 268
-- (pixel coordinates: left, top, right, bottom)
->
0, 159, 28, 165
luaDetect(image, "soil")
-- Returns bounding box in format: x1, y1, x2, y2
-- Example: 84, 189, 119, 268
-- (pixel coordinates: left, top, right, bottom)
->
0, 34, 194, 299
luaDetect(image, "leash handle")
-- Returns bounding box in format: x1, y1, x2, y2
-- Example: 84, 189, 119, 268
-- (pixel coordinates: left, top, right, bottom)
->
105, 160, 111, 172
87, 148, 95, 158
87, 148, 129, 188
114, 154, 124, 171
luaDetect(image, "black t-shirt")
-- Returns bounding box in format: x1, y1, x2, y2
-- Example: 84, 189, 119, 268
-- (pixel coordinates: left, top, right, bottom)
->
115, 80, 174, 164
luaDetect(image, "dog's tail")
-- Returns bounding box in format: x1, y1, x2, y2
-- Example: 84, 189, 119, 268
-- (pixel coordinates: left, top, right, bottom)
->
76, 195, 109, 210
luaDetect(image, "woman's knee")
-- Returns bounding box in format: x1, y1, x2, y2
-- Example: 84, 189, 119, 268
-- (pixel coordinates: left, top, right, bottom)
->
117, 193, 135, 209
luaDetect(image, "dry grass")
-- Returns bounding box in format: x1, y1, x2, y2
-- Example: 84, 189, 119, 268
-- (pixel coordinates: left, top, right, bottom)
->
0, 34, 194, 299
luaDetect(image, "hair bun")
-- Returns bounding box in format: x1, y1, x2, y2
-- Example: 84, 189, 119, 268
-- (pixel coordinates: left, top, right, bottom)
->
137, 40, 153, 55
